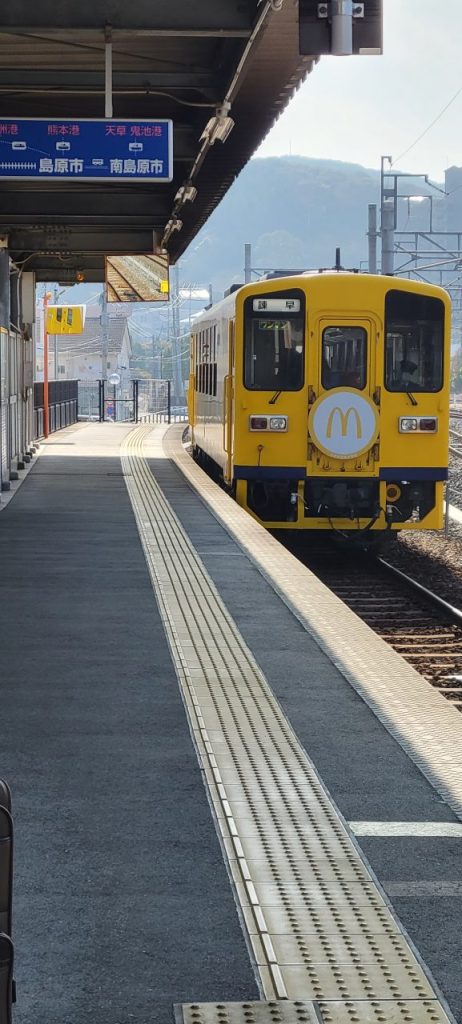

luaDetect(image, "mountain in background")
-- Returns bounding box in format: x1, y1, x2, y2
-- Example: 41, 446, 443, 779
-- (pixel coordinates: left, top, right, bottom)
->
181, 156, 382, 296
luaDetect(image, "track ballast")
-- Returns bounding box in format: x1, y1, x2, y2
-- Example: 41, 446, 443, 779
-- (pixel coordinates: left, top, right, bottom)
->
286, 541, 462, 711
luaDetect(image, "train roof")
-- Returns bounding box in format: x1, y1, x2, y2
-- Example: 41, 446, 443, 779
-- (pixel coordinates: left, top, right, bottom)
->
191, 271, 451, 328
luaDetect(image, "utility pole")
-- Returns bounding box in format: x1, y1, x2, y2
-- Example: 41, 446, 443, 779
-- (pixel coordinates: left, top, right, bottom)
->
100, 290, 108, 381
171, 264, 183, 404
244, 243, 252, 283
380, 156, 395, 276
53, 283, 60, 377
367, 204, 377, 274
381, 202, 395, 276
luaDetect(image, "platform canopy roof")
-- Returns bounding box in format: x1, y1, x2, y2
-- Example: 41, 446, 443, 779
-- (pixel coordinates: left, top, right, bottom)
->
0, 1, 381, 282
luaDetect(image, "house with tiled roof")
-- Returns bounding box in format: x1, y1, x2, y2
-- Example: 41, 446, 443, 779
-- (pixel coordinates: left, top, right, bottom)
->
55, 315, 132, 391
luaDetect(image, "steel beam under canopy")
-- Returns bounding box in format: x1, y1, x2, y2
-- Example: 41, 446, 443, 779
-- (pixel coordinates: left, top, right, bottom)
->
0, 1, 329, 278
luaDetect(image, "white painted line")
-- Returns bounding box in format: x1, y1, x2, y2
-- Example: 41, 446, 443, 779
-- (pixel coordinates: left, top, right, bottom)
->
448, 503, 462, 524
350, 821, 462, 837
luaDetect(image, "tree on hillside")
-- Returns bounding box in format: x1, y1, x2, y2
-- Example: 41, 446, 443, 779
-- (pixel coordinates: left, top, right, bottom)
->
253, 230, 309, 273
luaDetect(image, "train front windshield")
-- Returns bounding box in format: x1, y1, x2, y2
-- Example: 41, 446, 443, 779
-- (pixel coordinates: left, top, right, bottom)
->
244, 293, 305, 391
385, 290, 444, 393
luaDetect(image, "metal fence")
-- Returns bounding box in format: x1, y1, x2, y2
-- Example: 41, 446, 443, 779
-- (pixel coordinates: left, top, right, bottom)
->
34, 380, 78, 439
78, 380, 138, 423
136, 378, 172, 423
77, 380, 104, 422
34, 379, 186, 438
136, 378, 188, 424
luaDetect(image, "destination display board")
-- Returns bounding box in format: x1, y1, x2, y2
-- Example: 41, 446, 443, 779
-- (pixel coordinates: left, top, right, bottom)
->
0, 119, 173, 181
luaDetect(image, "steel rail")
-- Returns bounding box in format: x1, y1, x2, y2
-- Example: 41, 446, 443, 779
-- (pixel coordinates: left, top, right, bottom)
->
378, 556, 462, 628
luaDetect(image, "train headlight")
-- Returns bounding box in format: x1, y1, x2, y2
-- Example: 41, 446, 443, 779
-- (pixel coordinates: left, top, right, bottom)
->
399, 416, 438, 433
268, 416, 288, 431
399, 417, 418, 432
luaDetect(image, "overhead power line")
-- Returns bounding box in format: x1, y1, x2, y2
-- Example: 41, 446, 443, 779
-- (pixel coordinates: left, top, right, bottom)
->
393, 83, 462, 167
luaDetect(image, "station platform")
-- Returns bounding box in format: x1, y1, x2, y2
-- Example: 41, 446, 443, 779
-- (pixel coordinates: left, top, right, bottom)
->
1, 422, 462, 1024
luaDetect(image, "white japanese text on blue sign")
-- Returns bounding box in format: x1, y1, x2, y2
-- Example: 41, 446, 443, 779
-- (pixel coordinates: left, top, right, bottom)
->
0, 119, 173, 182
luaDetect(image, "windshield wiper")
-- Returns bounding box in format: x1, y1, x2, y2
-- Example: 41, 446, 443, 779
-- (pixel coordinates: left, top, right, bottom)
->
269, 390, 282, 405
405, 386, 418, 407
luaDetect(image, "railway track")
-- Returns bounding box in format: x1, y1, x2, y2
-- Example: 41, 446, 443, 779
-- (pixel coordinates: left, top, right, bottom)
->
287, 541, 462, 710
449, 413, 462, 458
107, 255, 166, 302
449, 413, 462, 507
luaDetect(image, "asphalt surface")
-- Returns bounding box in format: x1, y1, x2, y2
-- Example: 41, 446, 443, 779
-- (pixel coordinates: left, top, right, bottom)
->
150, 454, 462, 1024
0, 440, 258, 1024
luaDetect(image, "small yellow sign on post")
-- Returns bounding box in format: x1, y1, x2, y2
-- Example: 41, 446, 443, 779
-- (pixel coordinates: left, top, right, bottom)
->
46, 305, 86, 335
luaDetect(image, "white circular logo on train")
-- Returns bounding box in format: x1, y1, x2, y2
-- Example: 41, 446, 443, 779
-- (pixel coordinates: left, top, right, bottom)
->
309, 388, 379, 458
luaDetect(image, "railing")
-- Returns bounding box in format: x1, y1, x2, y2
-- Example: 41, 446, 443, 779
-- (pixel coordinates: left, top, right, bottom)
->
33, 378, 185, 437
136, 378, 174, 423
77, 380, 104, 422
34, 380, 78, 439
78, 380, 137, 423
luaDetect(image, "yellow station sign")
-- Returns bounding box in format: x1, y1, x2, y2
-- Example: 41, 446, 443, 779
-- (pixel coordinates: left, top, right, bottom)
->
46, 304, 86, 335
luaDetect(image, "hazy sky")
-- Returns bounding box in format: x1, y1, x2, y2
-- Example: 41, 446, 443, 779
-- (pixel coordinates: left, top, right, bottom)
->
257, 0, 462, 181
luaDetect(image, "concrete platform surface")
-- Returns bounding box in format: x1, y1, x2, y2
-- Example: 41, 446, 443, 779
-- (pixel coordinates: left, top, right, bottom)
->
0, 421, 461, 1024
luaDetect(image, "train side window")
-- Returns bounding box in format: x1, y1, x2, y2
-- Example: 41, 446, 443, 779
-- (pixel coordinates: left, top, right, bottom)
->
193, 333, 198, 388
322, 327, 367, 390
385, 290, 444, 393
211, 326, 217, 396
195, 332, 200, 391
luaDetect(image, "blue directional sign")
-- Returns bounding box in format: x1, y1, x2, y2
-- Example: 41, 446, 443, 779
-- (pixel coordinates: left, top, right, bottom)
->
0, 118, 173, 182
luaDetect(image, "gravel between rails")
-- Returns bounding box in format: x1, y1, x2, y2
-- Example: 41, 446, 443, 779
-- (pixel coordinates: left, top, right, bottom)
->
388, 522, 462, 610
389, 420, 462, 609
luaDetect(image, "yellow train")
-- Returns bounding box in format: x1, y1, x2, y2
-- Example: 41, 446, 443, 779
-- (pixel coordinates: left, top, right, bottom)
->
188, 272, 450, 535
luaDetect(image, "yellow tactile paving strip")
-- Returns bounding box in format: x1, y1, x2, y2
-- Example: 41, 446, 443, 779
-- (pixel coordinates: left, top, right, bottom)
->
162, 426, 462, 822
120, 426, 453, 1024
179, 1002, 451, 1024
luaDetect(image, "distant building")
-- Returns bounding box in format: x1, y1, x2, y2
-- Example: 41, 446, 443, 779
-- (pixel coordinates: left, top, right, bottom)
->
54, 316, 132, 393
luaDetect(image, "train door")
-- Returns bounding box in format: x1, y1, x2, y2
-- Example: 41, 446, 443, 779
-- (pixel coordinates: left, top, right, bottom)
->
317, 318, 376, 397
309, 316, 379, 473
223, 319, 234, 485
317, 317, 376, 393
